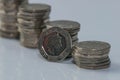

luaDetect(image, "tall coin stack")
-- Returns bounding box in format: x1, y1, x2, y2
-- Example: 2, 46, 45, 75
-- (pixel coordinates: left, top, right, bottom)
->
0, 0, 28, 38
17, 4, 51, 48
72, 41, 111, 70
46, 20, 80, 45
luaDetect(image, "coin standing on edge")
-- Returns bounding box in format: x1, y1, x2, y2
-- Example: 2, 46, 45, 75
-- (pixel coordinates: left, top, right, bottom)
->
38, 27, 72, 62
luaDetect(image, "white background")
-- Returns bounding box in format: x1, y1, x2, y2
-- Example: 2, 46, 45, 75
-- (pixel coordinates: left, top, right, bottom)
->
0, 0, 120, 80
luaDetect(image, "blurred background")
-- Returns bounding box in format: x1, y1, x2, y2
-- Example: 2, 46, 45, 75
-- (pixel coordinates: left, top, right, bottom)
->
0, 0, 120, 80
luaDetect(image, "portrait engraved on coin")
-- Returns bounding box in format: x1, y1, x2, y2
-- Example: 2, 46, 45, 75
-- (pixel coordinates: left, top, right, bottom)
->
38, 27, 72, 62
43, 32, 66, 56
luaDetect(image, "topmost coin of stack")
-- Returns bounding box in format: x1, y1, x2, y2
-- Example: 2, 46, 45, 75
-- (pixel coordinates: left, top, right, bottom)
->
0, 0, 28, 38
45, 20, 80, 45
17, 4, 51, 48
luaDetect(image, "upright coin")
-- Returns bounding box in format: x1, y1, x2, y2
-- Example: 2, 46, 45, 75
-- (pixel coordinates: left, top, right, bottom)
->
38, 27, 72, 62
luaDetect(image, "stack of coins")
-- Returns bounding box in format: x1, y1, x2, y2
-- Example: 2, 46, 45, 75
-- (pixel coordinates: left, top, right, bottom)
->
17, 4, 51, 48
45, 20, 80, 45
72, 41, 111, 70
0, 0, 28, 38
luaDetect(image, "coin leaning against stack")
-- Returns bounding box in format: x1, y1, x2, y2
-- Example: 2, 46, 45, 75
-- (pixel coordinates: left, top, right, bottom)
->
72, 41, 111, 70
0, 0, 28, 38
45, 20, 80, 45
38, 27, 72, 62
17, 4, 51, 48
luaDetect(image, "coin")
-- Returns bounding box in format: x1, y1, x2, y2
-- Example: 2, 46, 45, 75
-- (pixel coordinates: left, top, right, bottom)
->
17, 18, 48, 25
0, 10, 17, 15
0, 23, 18, 33
17, 12, 49, 21
76, 61, 111, 70
19, 4, 51, 13
0, 30, 19, 38
19, 28, 42, 48
74, 56, 110, 64
18, 10, 50, 17
0, 0, 28, 11
46, 20, 80, 30
74, 41, 111, 56
38, 27, 72, 62
0, 14, 17, 23
71, 34, 78, 39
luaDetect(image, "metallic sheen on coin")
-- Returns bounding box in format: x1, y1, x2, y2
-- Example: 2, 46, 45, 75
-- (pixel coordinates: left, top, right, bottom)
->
38, 27, 72, 62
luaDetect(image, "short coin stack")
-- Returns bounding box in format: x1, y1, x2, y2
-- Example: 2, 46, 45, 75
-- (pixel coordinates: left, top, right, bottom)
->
0, 0, 28, 38
17, 4, 51, 48
45, 20, 80, 45
72, 41, 111, 70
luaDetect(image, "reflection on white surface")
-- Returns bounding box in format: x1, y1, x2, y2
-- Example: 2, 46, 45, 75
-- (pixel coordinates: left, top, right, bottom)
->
0, 0, 120, 80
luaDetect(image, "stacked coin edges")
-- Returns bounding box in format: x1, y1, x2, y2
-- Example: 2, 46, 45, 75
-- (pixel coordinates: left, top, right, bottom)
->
72, 41, 111, 69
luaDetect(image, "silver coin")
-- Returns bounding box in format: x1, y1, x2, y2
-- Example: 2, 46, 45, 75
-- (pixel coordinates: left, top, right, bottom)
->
19, 4, 51, 13
74, 41, 111, 56
74, 56, 110, 64
0, 30, 19, 38
17, 12, 49, 21
18, 10, 50, 17
76, 61, 110, 70
70, 32, 78, 36
0, 10, 17, 15
38, 27, 72, 62
18, 18, 44, 24
0, 0, 28, 11
17, 18, 49, 29
72, 48, 110, 59
17, 22, 47, 29
19, 28, 42, 48
0, 14, 17, 23
71, 34, 78, 39
0, 23, 18, 33
46, 20, 80, 31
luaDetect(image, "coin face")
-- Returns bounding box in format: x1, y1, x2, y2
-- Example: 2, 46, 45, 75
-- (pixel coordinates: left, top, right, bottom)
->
74, 41, 111, 56
38, 27, 72, 62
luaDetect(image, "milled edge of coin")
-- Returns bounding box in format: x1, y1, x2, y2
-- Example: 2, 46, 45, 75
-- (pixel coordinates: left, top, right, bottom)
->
38, 27, 72, 62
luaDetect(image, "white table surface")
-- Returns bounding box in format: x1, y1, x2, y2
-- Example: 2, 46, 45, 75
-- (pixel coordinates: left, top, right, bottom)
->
0, 0, 120, 80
